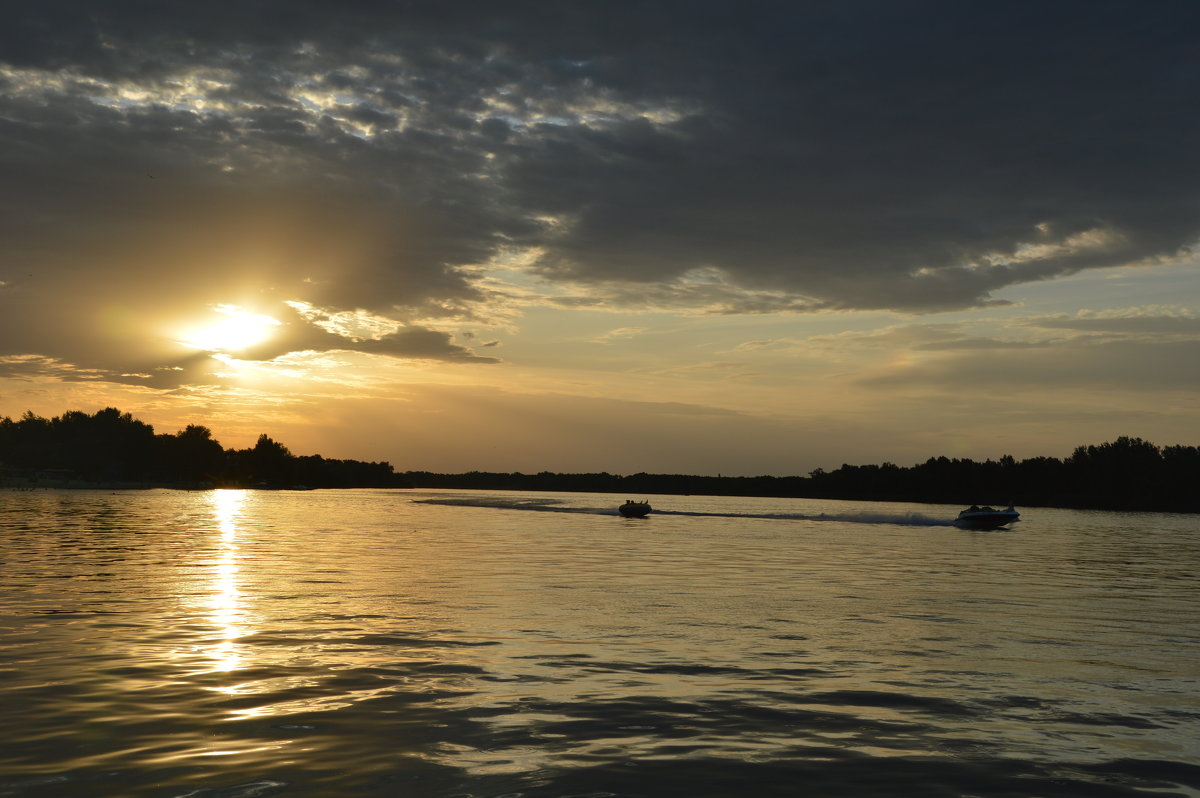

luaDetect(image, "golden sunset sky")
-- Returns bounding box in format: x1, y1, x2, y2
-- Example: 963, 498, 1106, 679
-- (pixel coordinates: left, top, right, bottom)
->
2, 2, 1198, 475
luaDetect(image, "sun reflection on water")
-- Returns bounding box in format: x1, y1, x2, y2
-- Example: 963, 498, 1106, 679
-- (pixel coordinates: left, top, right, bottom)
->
208, 489, 248, 675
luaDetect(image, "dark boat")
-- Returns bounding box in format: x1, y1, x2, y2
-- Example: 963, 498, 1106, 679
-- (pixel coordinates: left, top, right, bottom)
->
955, 504, 1020, 530
619, 500, 652, 518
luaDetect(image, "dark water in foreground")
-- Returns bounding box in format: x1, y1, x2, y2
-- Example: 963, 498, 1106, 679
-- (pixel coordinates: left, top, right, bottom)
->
1, 489, 1197, 797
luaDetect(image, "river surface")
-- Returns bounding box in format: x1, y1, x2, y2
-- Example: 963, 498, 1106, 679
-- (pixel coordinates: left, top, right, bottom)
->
1, 488, 1197, 797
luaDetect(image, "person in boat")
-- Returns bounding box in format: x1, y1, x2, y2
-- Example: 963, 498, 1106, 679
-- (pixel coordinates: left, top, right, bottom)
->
620, 499, 651, 515
968, 505, 979, 512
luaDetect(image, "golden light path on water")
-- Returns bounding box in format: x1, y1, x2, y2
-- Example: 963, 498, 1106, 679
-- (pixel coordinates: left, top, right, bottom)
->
207, 489, 247, 677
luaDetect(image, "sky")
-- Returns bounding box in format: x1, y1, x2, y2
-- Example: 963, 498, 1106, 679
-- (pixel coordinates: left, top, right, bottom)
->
2, 1, 1198, 476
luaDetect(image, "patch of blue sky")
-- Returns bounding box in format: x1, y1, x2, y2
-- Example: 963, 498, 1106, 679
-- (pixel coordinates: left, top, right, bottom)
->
1005, 257, 1200, 317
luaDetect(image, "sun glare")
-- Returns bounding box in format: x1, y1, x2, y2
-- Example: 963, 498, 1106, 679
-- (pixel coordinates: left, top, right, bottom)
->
179, 305, 281, 353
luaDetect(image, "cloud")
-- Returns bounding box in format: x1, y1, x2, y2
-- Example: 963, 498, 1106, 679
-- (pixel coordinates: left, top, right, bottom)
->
1024, 308, 1200, 337
759, 313, 1200, 393
274, 302, 500, 362
590, 327, 648, 344
798, 322, 1045, 353
0, 355, 116, 383
3, 1, 1200, 393
911, 338, 1047, 352
860, 339, 1200, 392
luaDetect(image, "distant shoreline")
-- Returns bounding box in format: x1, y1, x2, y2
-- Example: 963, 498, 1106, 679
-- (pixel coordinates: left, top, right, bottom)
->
4, 409, 1197, 513
395, 466, 1199, 514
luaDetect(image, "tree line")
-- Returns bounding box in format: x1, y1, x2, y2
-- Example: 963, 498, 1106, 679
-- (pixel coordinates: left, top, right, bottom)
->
401, 435, 1199, 512
2, 408, 1196, 511
0, 408, 400, 488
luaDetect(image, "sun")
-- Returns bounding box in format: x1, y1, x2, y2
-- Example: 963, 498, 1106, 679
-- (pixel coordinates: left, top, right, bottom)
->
178, 305, 282, 353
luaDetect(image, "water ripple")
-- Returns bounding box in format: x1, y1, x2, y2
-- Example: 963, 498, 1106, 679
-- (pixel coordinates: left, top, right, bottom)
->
1, 488, 1197, 796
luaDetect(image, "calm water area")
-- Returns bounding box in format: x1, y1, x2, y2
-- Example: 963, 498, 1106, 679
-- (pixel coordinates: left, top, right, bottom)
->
1, 488, 1198, 797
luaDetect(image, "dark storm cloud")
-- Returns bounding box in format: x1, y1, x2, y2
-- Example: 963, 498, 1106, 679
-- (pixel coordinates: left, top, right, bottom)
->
3, 1, 1199, 381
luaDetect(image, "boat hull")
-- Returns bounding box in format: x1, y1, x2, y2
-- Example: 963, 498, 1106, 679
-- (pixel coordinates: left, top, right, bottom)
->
619, 502, 652, 518
955, 511, 1019, 530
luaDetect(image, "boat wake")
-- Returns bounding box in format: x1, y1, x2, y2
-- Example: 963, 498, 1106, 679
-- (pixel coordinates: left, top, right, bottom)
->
413, 498, 956, 526
653, 509, 955, 526
414, 497, 613, 515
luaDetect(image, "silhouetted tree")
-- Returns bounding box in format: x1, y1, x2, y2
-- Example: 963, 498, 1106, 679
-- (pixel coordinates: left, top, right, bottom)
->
1068, 436, 1163, 509
0, 408, 407, 489
240, 434, 292, 486
157, 425, 224, 482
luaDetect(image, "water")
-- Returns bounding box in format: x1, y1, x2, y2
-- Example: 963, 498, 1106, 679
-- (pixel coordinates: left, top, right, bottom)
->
1, 488, 1197, 797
